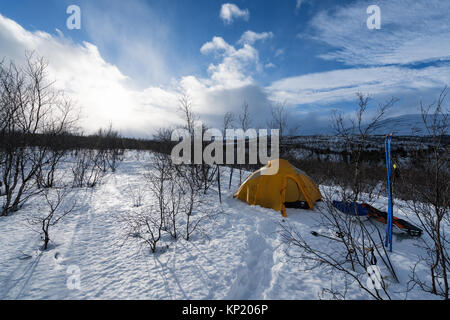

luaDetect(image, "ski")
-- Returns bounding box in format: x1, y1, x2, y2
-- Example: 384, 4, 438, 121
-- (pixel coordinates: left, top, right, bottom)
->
385, 134, 394, 251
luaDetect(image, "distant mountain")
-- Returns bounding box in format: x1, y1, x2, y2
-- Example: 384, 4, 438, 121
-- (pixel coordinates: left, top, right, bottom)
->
368, 114, 448, 136
293, 113, 448, 136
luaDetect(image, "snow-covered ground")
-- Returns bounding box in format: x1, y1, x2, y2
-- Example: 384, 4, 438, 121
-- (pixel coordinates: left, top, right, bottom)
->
0, 151, 443, 299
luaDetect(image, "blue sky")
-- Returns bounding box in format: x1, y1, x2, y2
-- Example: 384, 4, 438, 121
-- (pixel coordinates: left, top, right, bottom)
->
0, 0, 449, 136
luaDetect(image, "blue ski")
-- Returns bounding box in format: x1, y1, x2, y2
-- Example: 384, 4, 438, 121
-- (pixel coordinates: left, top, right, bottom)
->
384, 134, 393, 251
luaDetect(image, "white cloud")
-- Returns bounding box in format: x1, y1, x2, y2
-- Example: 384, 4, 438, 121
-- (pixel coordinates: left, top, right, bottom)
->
0, 14, 272, 135
82, 0, 174, 87
3, 0, 448, 137
267, 65, 450, 106
200, 36, 262, 89
178, 77, 271, 127
274, 48, 285, 58
0, 13, 180, 137
296, 0, 305, 12
200, 36, 235, 56
172, 34, 274, 128
296, 0, 312, 13
220, 3, 250, 25
308, 0, 450, 66
238, 31, 274, 45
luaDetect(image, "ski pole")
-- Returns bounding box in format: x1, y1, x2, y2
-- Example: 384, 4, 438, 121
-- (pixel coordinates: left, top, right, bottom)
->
384, 135, 389, 248
385, 134, 394, 252
388, 134, 392, 251
311, 231, 343, 242
311, 231, 374, 252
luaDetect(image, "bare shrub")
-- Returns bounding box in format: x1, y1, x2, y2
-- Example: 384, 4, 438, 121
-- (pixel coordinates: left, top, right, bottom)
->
280, 187, 399, 300
237, 102, 251, 185
125, 152, 181, 252
279, 93, 399, 299
144, 152, 176, 234
404, 87, 449, 299
125, 148, 219, 252
35, 146, 67, 189
28, 185, 76, 250
176, 94, 216, 194
175, 163, 214, 241
279, 216, 392, 300
129, 184, 144, 208
223, 111, 235, 190
95, 124, 124, 173
0, 53, 77, 216
331, 93, 397, 202
71, 149, 104, 188
125, 206, 164, 253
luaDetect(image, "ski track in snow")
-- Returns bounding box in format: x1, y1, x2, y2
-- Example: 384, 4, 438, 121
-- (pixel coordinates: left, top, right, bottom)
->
0, 152, 443, 299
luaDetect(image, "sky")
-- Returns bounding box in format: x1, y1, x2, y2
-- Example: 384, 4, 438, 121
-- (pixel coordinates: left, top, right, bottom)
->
0, 0, 449, 137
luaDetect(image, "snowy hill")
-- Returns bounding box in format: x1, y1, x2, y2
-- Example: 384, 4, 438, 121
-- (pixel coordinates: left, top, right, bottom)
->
293, 114, 448, 136
366, 114, 448, 136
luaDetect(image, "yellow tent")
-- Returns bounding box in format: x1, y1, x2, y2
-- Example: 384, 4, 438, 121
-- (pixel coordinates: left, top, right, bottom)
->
234, 159, 322, 217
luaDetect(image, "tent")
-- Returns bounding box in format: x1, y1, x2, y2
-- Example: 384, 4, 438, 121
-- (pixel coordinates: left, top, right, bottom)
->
234, 159, 322, 217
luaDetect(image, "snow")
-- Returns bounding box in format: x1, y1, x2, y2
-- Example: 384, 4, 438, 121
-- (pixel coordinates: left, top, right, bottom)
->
0, 151, 444, 299
368, 114, 449, 136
